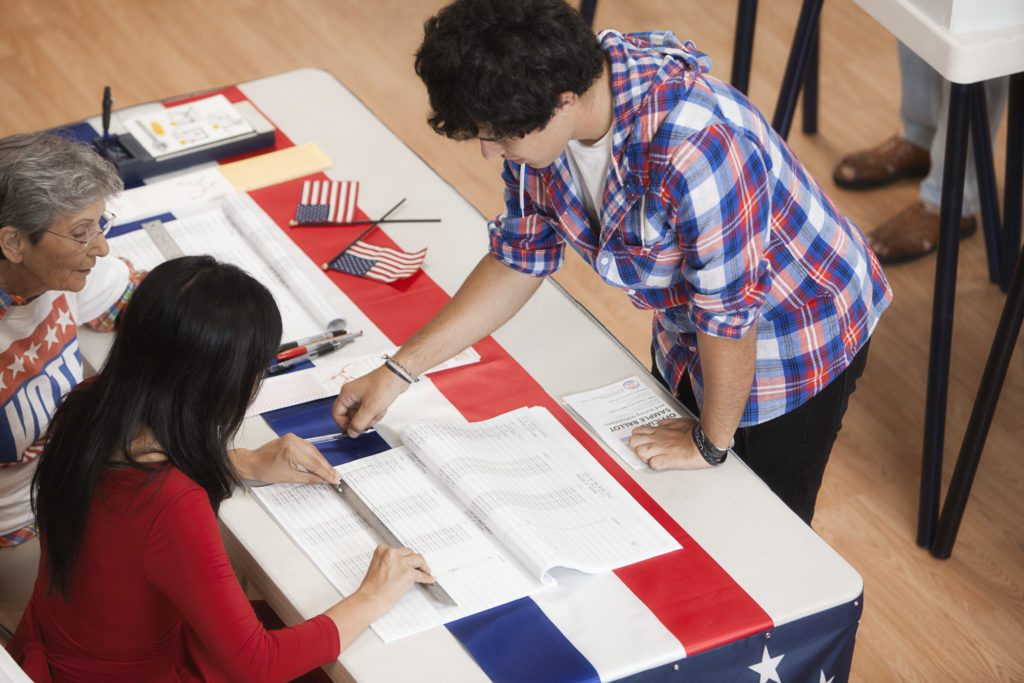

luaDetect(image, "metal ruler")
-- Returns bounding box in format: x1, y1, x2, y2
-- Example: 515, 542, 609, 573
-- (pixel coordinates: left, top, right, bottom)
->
334, 479, 457, 606
141, 219, 184, 260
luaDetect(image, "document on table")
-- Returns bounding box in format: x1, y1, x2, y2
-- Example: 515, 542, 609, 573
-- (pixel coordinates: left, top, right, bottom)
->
107, 193, 342, 340
563, 377, 684, 469
246, 346, 481, 417
251, 406, 680, 642
108, 167, 236, 224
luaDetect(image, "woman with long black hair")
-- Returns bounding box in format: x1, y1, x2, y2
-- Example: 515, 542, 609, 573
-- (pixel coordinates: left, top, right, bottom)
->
10, 256, 433, 681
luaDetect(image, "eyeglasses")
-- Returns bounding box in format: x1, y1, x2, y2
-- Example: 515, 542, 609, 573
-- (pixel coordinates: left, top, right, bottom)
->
44, 211, 117, 249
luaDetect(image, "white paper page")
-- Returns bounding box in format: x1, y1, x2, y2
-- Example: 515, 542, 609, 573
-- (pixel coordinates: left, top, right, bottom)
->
160, 207, 321, 339
403, 407, 681, 581
341, 448, 546, 636
252, 447, 545, 643
245, 346, 482, 417
319, 346, 481, 390
563, 377, 683, 470
250, 481, 439, 641
106, 229, 167, 272
222, 193, 344, 332
245, 368, 336, 417
108, 168, 235, 224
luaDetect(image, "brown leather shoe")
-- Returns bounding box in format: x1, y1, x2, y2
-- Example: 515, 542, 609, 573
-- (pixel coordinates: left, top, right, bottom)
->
868, 200, 977, 265
833, 135, 931, 189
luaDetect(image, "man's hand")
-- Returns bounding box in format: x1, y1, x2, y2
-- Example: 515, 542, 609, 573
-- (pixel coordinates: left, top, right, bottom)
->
332, 365, 410, 438
230, 433, 340, 485
628, 417, 711, 471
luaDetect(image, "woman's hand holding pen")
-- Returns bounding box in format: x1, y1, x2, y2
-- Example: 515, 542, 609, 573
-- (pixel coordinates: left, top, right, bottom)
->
229, 433, 340, 485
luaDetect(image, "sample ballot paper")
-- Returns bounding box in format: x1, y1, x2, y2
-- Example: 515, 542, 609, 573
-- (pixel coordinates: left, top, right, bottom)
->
563, 377, 684, 469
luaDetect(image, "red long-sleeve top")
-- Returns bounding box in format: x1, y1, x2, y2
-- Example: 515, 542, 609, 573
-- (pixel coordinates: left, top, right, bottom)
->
10, 466, 340, 682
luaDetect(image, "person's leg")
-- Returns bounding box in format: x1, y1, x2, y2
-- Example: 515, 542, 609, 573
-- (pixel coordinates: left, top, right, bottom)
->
898, 41, 943, 150
832, 42, 934, 189
920, 76, 1010, 216
733, 343, 871, 524
0, 537, 40, 640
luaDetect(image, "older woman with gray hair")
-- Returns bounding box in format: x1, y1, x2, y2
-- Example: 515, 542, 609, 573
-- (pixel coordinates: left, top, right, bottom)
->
0, 132, 340, 634
0, 132, 140, 630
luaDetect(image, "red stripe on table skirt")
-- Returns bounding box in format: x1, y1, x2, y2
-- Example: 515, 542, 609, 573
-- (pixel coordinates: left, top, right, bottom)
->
239, 119, 772, 653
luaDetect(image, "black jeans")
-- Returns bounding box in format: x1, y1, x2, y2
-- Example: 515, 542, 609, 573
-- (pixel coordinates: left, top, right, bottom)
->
651, 341, 871, 524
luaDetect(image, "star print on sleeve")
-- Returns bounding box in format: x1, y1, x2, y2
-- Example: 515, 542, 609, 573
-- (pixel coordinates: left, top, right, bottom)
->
55, 308, 75, 333
43, 325, 60, 350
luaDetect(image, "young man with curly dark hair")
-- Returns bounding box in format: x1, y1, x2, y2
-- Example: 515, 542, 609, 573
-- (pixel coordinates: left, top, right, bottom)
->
333, 0, 892, 524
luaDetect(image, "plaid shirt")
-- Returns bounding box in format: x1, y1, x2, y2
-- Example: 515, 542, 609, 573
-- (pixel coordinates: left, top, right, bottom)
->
488, 31, 891, 426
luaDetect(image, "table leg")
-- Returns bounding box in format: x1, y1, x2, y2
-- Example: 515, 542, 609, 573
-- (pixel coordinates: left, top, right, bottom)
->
969, 83, 1003, 285
731, 0, 759, 95
918, 82, 972, 548
1001, 73, 1024, 292
930, 241, 1024, 558
771, 0, 825, 139
801, 21, 820, 134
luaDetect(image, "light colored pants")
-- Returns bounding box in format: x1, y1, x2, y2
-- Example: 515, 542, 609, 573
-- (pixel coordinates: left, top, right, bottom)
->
898, 42, 1009, 216
0, 537, 40, 635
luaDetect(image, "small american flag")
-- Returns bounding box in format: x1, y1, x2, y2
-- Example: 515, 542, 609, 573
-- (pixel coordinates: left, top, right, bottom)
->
295, 180, 359, 223
324, 241, 427, 283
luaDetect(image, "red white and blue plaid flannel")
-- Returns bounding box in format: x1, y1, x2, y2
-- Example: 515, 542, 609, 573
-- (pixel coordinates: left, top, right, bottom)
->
488, 31, 892, 426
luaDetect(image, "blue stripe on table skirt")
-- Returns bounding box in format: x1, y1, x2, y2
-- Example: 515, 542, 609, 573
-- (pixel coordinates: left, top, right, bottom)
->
261, 396, 390, 465
446, 597, 599, 683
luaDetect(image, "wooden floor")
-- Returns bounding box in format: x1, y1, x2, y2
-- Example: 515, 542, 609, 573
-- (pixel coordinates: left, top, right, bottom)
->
3, 0, 1021, 680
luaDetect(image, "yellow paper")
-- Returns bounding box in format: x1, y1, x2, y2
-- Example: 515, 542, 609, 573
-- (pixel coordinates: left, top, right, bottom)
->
217, 142, 332, 191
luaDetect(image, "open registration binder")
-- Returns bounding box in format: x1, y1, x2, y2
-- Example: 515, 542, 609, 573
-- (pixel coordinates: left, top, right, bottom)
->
107, 187, 341, 341
251, 406, 681, 643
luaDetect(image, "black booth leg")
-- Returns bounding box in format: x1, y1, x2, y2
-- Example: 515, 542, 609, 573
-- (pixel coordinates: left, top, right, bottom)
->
1001, 73, 1024, 292
801, 21, 820, 134
579, 0, 597, 28
772, 0, 825, 140
930, 243, 1024, 558
918, 82, 972, 549
970, 83, 1003, 285
731, 0, 759, 95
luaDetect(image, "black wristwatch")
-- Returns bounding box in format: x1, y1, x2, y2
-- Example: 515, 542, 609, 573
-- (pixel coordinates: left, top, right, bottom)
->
692, 423, 732, 466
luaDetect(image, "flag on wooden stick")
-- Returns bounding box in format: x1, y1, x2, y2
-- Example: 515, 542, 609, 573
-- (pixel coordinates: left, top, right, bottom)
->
324, 241, 427, 283
294, 180, 359, 224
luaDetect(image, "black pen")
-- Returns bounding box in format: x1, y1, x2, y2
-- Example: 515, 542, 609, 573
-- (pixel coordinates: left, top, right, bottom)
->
102, 86, 113, 139
277, 327, 346, 354
268, 331, 362, 374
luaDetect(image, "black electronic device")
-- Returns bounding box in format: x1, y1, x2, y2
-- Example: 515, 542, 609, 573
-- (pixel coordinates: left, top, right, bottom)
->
92, 100, 276, 185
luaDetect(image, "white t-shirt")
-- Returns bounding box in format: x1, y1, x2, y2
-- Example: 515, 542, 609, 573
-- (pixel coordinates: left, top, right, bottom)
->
565, 125, 614, 232
0, 255, 129, 536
